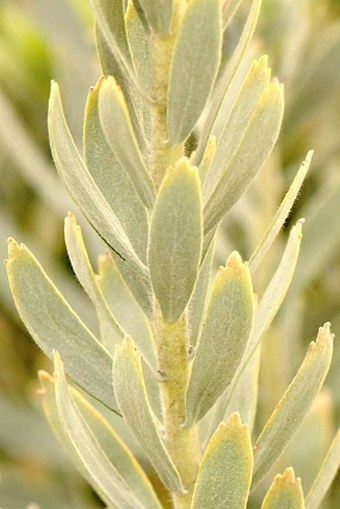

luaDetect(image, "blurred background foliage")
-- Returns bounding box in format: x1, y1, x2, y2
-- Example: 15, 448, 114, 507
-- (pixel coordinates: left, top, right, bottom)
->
0, 0, 339, 507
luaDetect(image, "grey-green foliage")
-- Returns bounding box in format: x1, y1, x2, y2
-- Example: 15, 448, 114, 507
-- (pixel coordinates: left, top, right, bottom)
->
5, 1, 339, 508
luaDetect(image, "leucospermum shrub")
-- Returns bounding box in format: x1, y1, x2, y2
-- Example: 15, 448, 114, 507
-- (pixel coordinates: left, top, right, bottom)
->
5, 1, 339, 508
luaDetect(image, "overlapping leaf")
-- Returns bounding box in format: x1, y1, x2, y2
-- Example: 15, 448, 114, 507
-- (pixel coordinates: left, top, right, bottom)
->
148, 158, 203, 322
5, 239, 117, 412
185, 252, 254, 425
253, 323, 334, 486
135, 0, 173, 34
191, 414, 253, 509
167, 0, 222, 144
113, 337, 183, 493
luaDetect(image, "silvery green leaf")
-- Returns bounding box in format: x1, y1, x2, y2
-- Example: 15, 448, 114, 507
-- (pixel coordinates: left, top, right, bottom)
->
125, 2, 153, 142
148, 158, 203, 322
194, 0, 262, 163
64, 213, 122, 346
185, 252, 254, 426
89, 0, 144, 96
191, 414, 253, 509
222, 0, 243, 29
96, 253, 157, 371
245, 220, 304, 362
5, 239, 117, 412
202, 56, 271, 194
136, 0, 173, 34
260, 468, 304, 509
84, 79, 148, 262
188, 239, 214, 347
167, 0, 222, 144
39, 369, 163, 509
48, 82, 147, 279
253, 323, 334, 487
249, 151, 313, 273
98, 76, 155, 209
204, 79, 284, 234
51, 352, 147, 509
305, 429, 340, 509
113, 337, 184, 493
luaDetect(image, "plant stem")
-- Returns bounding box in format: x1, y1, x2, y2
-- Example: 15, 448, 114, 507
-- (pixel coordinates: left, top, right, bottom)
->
156, 312, 201, 508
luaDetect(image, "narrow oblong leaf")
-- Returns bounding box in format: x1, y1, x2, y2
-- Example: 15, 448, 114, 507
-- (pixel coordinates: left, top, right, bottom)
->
136, 0, 173, 34
194, 0, 262, 163
113, 337, 183, 493
202, 56, 271, 194
204, 79, 284, 233
5, 239, 117, 412
249, 151, 313, 273
96, 253, 157, 370
64, 213, 122, 345
305, 429, 340, 509
167, 0, 222, 144
260, 468, 304, 509
48, 82, 147, 278
253, 323, 334, 487
185, 252, 254, 426
51, 352, 145, 509
148, 158, 203, 322
98, 76, 155, 209
191, 413, 253, 509
39, 368, 163, 509
84, 78, 149, 262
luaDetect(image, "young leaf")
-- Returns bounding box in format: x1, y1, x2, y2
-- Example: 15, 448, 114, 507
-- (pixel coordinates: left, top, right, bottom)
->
83, 78, 149, 262
249, 151, 313, 273
135, 0, 173, 34
185, 252, 254, 426
260, 468, 304, 509
48, 81, 147, 279
5, 239, 117, 412
194, 0, 262, 163
51, 351, 146, 509
167, 0, 222, 144
88, 0, 144, 96
148, 158, 203, 322
253, 323, 334, 487
96, 253, 157, 371
202, 56, 271, 194
204, 79, 284, 234
39, 369, 163, 509
113, 337, 184, 493
98, 76, 155, 209
191, 414, 253, 509
305, 429, 340, 509
64, 213, 122, 345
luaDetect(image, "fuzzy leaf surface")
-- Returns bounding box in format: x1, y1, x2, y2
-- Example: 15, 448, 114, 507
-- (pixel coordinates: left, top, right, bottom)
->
253, 323, 334, 486
136, 0, 173, 34
204, 79, 284, 233
167, 0, 222, 143
97, 253, 157, 370
98, 76, 155, 209
260, 468, 304, 509
185, 252, 254, 425
113, 337, 183, 493
191, 414, 253, 509
48, 82, 146, 278
250, 152, 313, 272
39, 369, 162, 509
64, 213, 122, 344
6, 240, 117, 412
84, 78, 148, 262
52, 352, 148, 509
148, 158, 203, 322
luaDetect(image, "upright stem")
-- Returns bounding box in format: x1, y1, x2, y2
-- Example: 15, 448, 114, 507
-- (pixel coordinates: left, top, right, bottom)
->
156, 311, 201, 508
